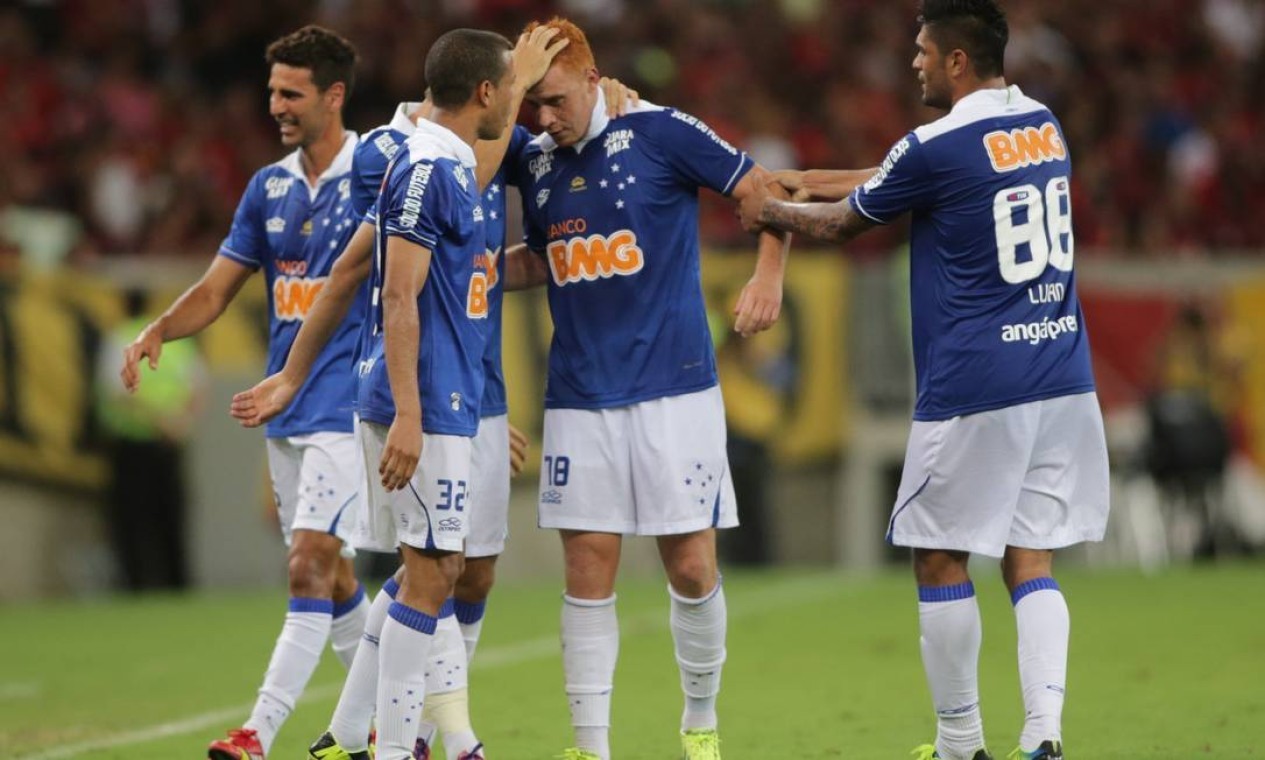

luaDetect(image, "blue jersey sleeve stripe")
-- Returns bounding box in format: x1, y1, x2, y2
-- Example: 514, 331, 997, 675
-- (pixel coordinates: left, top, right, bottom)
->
849, 193, 887, 226
217, 246, 262, 268
720, 154, 754, 196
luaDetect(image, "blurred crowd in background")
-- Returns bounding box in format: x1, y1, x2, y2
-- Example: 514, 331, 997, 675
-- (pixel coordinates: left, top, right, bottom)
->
2, 0, 1264, 265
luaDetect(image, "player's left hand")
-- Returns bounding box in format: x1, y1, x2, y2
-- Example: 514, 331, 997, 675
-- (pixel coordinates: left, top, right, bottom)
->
514, 25, 569, 91
229, 372, 299, 428
733, 274, 783, 337
508, 423, 529, 477
600, 77, 640, 117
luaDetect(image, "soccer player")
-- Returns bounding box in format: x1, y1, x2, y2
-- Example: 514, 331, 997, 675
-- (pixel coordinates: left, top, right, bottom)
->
119, 26, 372, 760
737, 3, 1106, 759
504, 16, 789, 760
348, 28, 517, 760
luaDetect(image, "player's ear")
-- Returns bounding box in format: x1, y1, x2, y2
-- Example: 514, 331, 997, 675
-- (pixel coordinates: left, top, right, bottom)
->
477, 79, 494, 108
324, 81, 346, 111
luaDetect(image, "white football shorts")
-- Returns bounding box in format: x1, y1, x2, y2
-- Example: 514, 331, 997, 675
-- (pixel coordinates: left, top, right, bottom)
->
355, 420, 472, 554
466, 414, 511, 558
266, 431, 362, 555
887, 391, 1110, 557
537, 385, 738, 536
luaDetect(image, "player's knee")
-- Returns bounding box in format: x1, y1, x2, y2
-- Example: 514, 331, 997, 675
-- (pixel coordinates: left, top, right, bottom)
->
437, 552, 465, 590
665, 553, 718, 598
286, 549, 335, 598
330, 558, 359, 601
456, 558, 496, 602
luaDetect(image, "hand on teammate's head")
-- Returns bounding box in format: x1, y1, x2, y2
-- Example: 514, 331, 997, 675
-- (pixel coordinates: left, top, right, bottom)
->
513, 25, 569, 91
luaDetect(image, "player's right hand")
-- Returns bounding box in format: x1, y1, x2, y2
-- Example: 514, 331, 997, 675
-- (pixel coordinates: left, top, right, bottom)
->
229, 372, 299, 428
771, 170, 812, 202
513, 25, 569, 91
120, 324, 163, 393
380, 414, 422, 492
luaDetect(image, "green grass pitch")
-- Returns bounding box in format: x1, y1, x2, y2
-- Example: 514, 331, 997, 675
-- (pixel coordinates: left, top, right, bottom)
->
2, 562, 1262, 759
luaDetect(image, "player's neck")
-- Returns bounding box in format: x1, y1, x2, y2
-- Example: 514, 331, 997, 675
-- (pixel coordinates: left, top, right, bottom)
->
298, 118, 346, 185
951, 76, 1008, 107
430, 107, 480, 148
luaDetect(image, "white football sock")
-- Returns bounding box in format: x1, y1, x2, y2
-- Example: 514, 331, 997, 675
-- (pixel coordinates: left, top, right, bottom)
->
453, 597, 487, 663
330, 583, 369, 669
669, 581, 727, 732
244, 597, 333, 754
562, 594, 618, 760
329, 579, 397, 752
376, 602, 437, 760
1013, 578, 1068, 750
423, 601, 478, 759
919, 582, 985, 760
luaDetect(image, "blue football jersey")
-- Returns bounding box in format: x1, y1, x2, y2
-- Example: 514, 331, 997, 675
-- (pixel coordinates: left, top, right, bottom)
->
355, 119, 488, 436
354, 104, 526, 418
218, 132, 366, 438
849, 85, 1096, 421
514, 94, 753, 409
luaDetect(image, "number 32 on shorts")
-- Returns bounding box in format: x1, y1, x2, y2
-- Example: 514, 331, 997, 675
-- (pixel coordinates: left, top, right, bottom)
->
994, 176, 1073, 284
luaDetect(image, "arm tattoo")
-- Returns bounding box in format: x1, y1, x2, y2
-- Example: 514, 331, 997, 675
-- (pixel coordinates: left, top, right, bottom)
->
762, 199, 873, 243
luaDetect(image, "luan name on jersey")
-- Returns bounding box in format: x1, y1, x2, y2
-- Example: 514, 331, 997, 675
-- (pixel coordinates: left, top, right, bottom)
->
849, 85, 1095, 421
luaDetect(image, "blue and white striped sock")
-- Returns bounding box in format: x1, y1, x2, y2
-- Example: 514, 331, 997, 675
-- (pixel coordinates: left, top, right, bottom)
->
377, 601, 438, 760
328, 578, 397, 752
453, 597, 487, 663
330, 583, 369, 669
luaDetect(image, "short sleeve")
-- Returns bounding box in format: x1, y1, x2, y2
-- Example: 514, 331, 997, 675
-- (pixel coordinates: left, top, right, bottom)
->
381, 159, 451, 250
217, 173, 266, 269
655, 109, 753, 196
848, 133, 935, 225
351, 133, 397, 218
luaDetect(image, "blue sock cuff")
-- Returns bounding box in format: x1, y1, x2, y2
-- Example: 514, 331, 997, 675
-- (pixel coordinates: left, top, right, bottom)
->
332, 584, 366, 619
453, 598, 487, 625
1011, 577, 1060, 605
383, 577, 400, 599
918, 581, 976, 603
288, 597, 335, 615
438, 598, 455, 619
387, 601, 438, 635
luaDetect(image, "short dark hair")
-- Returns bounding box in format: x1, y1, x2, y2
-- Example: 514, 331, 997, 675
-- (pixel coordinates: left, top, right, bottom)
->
265, 25, 359, 97
918, 0, 1009, 79
424, 29, 513, 109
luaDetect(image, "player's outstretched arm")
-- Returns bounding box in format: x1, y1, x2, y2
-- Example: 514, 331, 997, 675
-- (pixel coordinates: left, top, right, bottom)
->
121, 256, 254, 393
230, 221, 375, 427
474, 26, 569, 190
729, 165, 791, 338
737, 176, 876, 244
773, 168, 879, 202
504, 243, 550, 291
379, 236, 432, 492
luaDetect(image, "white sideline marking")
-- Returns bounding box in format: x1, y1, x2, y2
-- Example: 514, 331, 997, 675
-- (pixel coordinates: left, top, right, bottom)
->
24, 573, 841, 760
0, 682, 41, 700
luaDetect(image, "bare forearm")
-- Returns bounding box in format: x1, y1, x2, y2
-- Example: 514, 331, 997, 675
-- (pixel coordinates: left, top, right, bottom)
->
760, 198, 868, 244
383, 295, 422, 419
504, 245, 549, 291
753, 228, 791, 282
152, 282, 233, 341
283, 228, 373, 380
800, 168, 879, 201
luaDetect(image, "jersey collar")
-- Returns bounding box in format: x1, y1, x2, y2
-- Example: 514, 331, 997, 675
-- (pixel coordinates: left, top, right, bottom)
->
390, 102, 424, 134
412, 118, 477, 168
952, 84, 1023, 113
278, 130, 358, 190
